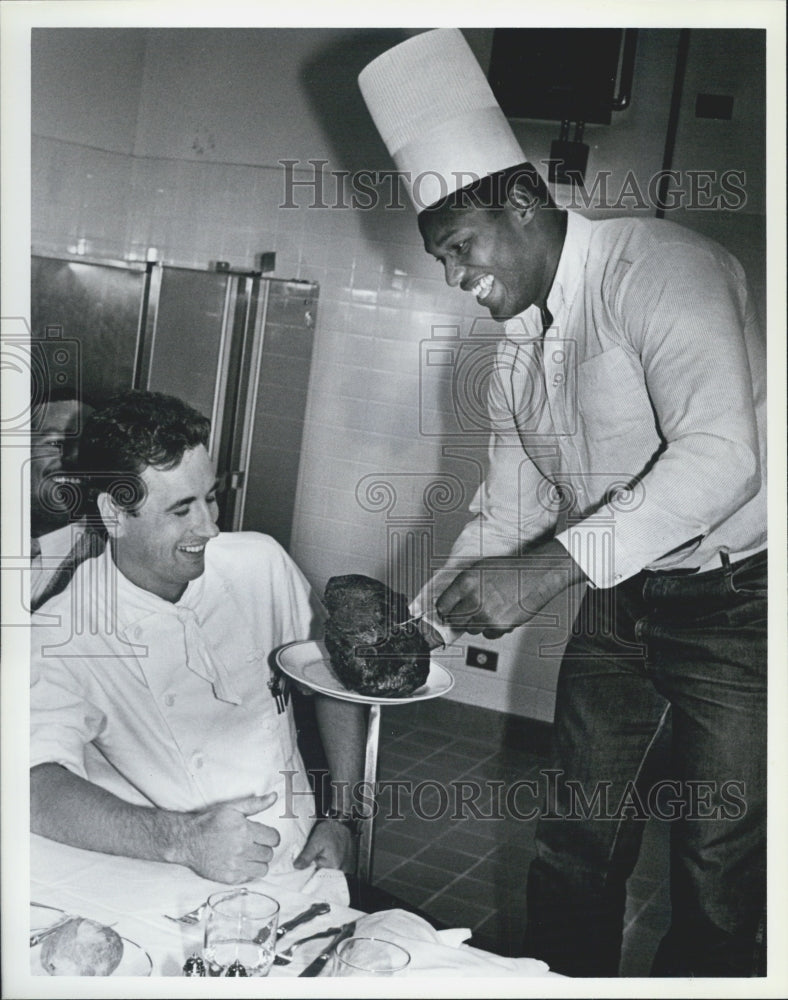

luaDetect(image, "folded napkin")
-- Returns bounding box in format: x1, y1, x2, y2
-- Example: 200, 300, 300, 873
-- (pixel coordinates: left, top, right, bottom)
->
351, 908, 556, 977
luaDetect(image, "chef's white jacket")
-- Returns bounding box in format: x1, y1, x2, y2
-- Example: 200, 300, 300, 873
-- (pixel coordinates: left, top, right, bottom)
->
31, 531, 325, 873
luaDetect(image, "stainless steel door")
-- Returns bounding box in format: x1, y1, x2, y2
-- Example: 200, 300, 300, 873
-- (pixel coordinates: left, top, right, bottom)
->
144, 267, 318, 544
31, 254, 148, 402
31, 254, 318, 548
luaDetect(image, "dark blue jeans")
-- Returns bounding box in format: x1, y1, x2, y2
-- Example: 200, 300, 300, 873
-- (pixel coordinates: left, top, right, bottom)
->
523, 550, 767, 977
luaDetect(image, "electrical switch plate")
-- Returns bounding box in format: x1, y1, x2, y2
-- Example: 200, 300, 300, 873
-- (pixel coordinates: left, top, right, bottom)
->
466, 646, 499, 671
695, 93, 734, 120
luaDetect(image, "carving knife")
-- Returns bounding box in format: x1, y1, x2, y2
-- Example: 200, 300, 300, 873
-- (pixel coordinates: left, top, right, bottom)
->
393, 613, 446, 650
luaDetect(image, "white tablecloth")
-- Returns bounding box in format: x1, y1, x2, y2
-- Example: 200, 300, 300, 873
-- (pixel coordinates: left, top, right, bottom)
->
13, 834, 558, 992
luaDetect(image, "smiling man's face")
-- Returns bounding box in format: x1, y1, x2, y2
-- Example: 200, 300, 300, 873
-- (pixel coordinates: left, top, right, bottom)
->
30, 399, 92, 536
110, 444, 220, 602
419, 200, 551, 322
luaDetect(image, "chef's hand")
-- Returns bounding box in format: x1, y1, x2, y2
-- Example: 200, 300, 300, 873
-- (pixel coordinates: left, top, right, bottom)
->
172, 792, 281, 884
294, 819, 358, 873
436, 539, 588, 639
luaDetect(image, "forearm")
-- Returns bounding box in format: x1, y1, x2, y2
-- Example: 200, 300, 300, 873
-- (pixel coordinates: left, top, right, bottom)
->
555, 432, 760, 588
312, 696, 367, 813
30, 763, 280, 883
30, 762, 183, 864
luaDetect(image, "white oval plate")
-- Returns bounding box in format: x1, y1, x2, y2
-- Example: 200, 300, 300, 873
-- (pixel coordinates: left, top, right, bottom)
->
276, 639, 454, 705
30, 904, 152, 976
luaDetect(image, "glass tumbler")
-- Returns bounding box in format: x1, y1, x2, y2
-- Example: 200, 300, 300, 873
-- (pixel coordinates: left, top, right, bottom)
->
203, 888, 280, 977
326, 936, 411, 976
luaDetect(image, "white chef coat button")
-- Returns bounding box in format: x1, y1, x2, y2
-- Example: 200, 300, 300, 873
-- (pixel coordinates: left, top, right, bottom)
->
164, 693, 176, 707
133, 626, 142, 639
193, 754, 203, 769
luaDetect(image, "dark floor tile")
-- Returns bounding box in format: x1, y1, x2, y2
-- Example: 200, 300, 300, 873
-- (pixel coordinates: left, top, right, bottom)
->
414, 699, 508, 742
384, 858, 457, 897
411, 841, 483, 876
384, 702, 423, 728
379, 716, 417, 741
392, 728, 456, 753
462, 759, 514, 782
374, 825, 429, 859
430, 874, 500, 911
347, 875, 447, 929
410, 815, 497, 857
373, 874, 435, 909
389, 812, 452, 843
463, 756, 540, 785
502, 817, 540, 846
446, 736, 501, 759
372, 699, 678, 975
434, 827, 496, 859
403, 801, 469, 833
396, 754, 475, 784
369, 847, 407, 879
377, 750, 416, 774
485, 842, 537, 879
462, 854, 503, 884
421, 892, 495, 933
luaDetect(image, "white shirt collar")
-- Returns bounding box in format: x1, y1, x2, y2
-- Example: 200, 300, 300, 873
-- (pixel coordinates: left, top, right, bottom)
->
36, 520, 85, 560
504, 210, 594, 342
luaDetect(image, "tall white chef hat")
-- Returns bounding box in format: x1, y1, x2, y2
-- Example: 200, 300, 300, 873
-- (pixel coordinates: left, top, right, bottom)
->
358, 28, 526, 211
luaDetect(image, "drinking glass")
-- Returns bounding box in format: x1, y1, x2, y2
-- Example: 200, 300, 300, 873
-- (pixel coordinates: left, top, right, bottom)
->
327, 936, 411, 976
203, 888, 280, 977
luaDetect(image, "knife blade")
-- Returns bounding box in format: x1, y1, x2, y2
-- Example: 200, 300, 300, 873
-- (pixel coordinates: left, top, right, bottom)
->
393, 615, 423, 628
297, 920, 357, 977
30, 915, 74, 948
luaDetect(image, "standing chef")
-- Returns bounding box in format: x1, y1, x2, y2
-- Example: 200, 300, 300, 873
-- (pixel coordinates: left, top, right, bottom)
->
359, 29, 766, 977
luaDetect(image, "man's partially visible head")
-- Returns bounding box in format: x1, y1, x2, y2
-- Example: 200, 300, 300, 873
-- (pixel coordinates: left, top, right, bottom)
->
80, 390, 219, 602
31, 387, 94, 537
418, 162, 564, 322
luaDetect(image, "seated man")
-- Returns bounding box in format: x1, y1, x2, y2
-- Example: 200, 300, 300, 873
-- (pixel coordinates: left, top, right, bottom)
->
30, 385, 100, 611
30, 389, 365, 884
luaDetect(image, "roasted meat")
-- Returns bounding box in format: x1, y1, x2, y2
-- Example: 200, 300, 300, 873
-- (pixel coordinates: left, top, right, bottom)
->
323, 574, 430, 697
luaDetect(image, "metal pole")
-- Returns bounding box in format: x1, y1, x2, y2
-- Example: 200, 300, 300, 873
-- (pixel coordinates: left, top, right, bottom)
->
356, 702, 381, 884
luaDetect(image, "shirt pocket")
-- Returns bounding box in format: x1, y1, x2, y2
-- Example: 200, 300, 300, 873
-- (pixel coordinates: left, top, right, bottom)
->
577, 345, 658, 445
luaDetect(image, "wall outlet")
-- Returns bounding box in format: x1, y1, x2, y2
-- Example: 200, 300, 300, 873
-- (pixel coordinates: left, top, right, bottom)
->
466, 646, 498, 671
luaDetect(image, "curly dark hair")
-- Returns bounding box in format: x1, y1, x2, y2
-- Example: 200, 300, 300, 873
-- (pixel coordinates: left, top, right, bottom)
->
78, 389, 211, 519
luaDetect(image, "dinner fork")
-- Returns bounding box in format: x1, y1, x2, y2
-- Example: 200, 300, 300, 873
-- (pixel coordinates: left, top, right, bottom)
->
163, 902, 207, 925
